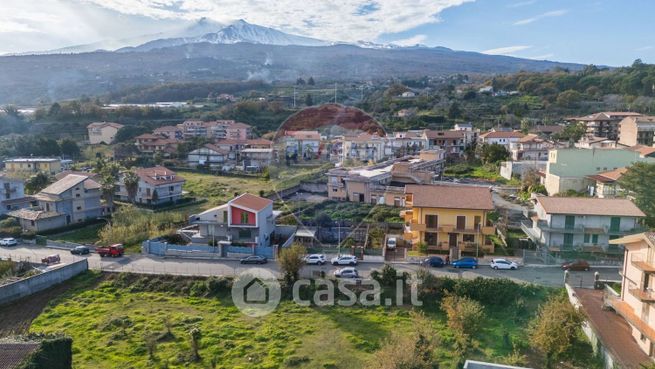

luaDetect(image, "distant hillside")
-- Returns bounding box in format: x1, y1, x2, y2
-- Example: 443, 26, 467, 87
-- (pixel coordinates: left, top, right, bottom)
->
0, 42, 584, 105
277, 104, 384, 137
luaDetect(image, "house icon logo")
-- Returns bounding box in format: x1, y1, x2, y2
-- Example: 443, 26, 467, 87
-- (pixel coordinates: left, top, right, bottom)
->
232, 267, 281, 317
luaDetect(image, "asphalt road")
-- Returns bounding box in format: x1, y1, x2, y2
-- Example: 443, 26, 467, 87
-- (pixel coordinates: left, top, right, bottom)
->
0, 245, 620, 288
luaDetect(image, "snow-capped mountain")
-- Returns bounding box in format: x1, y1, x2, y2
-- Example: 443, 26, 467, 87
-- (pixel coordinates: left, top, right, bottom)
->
122, 20, 329, 52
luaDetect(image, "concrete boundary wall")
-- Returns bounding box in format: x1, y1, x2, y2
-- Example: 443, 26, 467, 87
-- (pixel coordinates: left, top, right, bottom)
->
0, 259, 88, 306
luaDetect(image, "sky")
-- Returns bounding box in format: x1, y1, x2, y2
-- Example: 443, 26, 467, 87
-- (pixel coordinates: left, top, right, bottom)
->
0, 0, 654, 66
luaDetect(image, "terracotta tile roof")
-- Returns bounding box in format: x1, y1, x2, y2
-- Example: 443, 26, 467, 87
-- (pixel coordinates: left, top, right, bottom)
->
405, 184, 494, 210
0, 342, 40, 369
518, 134, 543, 143
230, 193, 273, 212
574, 288, 651, 369
622, 116, 655, 125
246, 139, 273, 146
627, 145, 655, 157
229, 122, 252, 129
135, 133, 163, 140
55, 170, 99, 181
285, 130, 321, 140
215, 139, 248, 145
536, 197, 645, 217
585, 167, 627, 183
479, 131, 524, 139
135, 166, 185, 186
530, 125, 564, 134
88, 121, 123, 129
202, 144, 230, 154
424, 130, 466, 139
345, 133, 386, 143
8, 208, 63, 221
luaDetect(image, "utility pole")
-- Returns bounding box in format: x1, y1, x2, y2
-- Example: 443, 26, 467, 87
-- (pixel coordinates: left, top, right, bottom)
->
334, 83, 337, 104
293, 86, 296, 108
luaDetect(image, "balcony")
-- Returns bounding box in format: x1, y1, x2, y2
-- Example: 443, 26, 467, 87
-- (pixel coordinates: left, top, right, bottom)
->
408, 222, 426, 232
629, 288, 655, 302
631, 254, 655, 273
481, 226, 496, 235
610, 298, 655, 343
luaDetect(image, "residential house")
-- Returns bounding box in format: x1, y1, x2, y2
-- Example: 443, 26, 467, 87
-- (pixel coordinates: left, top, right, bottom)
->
390, 131, 427, 156
521, 196, 645, 254
223, 122, 252, 140
283, 130, 321, 160
153, 125, 183, 140
586, 167, 628, 198
187, 193, 279, 248
605, 232, 655, 362
401, 184, 496, 260
187, 144, 229, 169
619, 115, 655, 147
400, 91, 416, 98
179, 120, 252, 140
575, 135, 619, 149
0, 176, 33, 215
423, 130, 468, 158
327, 150, 445, 206
116, 166, 185, 205
8, 174, 103, 232
509, 134, 554, 161
567, 112, 642, 140
544, 148, 655, 195
242, 148, 275, 169
4, 158, 62, 175
477, 130, 524, 151
134, 134, 179, 155
628, 144, 655, 158
87, 122, 124, 144
342, 133, 388, 163
214, 139, 248, 162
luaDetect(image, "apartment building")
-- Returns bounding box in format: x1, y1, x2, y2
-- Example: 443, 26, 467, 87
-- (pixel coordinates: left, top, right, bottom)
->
9, 174, 103, 232
390, 131, 428, 155
179, 120, 252, 140
478, 130, 524, 150
134, 134, 179, 155
342, 133, 388, 163
402, 184, 496, 260
509, 134, 555, 161
585, 167, 627, 198
423, 130, 468, 158
0, 176, 33, 215
544, 148, 655, 195
116, 166, 185, 206
522, 196, 645, 254
153, 125, 183, 140
187, 144, 229, 169
4, 158, 62, 175
607, 232, 655, 361
327, 150, 445, 206
619, 115, 655, 147
568, 112, 642, 140
87, 122, 124, 144
283, 130, 321, 160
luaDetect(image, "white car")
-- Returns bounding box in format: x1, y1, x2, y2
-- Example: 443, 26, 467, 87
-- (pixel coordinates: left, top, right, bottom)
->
334, 267, 359, 278
331, 255, 358, 266
490, 258, 519, 270
304, 254, 326, 265
0, 238, 17, 246
386, 237, 397, 249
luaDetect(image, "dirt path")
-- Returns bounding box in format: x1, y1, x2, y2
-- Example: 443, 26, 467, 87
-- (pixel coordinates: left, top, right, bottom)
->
0, 281, 77, 337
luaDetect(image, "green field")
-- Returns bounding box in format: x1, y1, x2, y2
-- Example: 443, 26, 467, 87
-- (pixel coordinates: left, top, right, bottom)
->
179, 171, 270, 206
28, 272, 599, 369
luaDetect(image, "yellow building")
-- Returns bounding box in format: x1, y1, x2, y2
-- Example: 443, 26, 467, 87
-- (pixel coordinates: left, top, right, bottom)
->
608, 232, 655, 359
4, 158, 62, 175
402, 184, 496, 259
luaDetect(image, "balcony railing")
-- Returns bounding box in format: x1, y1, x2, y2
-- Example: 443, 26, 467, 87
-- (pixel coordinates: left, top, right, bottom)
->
629, 288, 655, 302
608, 297, 655, 343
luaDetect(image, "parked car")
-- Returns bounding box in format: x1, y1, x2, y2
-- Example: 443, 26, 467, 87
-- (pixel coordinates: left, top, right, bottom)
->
334, 267, 359, 278
0, 238, 18, 246
240, 255, 268, 265
41, 254, 60, 265
304, 254, 326, 265
386, 237, 397, 249
331, 255, 358, 266
561, 260, 590, 271
423, 256, 445, 268
96, 244, 124, 258
70, 246, 90, 255
490, 258, 519, 270
451, 257, 478, 269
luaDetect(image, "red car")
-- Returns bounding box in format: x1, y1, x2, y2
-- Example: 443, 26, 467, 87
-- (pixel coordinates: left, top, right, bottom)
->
96, 244, 124, 258
561, 260, 590, 271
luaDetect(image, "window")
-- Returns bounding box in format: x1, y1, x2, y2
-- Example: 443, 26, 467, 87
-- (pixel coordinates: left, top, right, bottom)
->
592, 234, 599, 244
610, 217, 621, 232
564, 216, 575, 230
223, 211, 228, 223
169, 186, 174, 192
76, 206, 81, 210
332, 188, 338, 192
584, 234, 590, 243
240, 212, 249, 224
474, 216, 481, 230
425, 215, 438, 228
563, 233, 574, 248
463, 234, 475, 242
75, 194, 80, 198
425, 232, 438, 246
456, 216, 466, 230
238, 229, 250, 239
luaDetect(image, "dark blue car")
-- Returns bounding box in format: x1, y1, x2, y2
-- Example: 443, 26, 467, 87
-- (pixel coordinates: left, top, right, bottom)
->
451, 257, 478, 269
423, 256, 445, 268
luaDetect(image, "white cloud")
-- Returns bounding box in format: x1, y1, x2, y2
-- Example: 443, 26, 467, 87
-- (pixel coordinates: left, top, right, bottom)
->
514, 9, 568, 25
75, 0, 476, 42
391, 34, 427, 46
482, 45, 532, 55
507, 0, 536, 8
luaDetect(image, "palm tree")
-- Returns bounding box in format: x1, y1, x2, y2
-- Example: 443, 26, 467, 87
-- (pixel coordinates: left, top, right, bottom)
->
100, 173, 116, 213
123, 170, 139, 204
